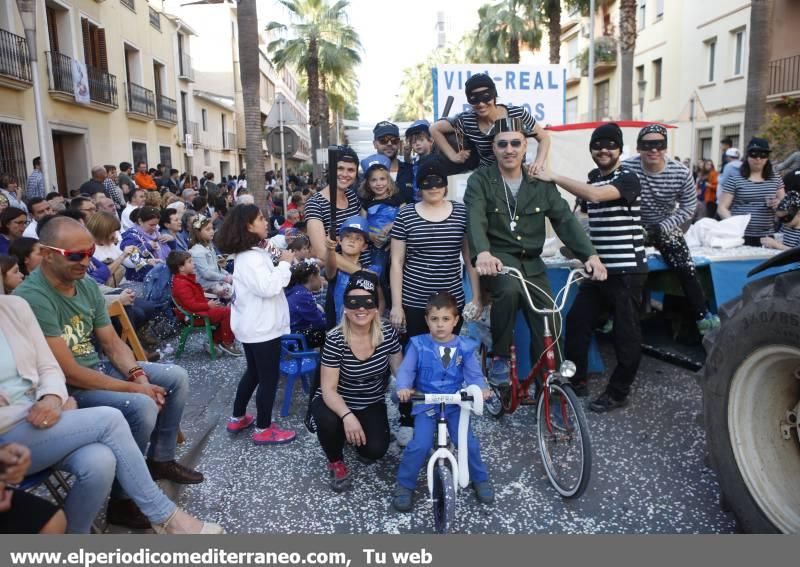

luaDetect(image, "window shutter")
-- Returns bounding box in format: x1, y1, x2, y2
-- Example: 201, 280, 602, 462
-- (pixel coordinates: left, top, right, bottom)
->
46, 7, 59, 53
97, 28, 108, 71
81, 18, 91, 66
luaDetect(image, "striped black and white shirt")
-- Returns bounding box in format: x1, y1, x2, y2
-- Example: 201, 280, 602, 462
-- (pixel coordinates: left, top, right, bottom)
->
454, 104, 537, 167
320, 320, 401, 410
391, 201, 467, 309
622, 157, 696, 231
304, 187, 362, 235
722, 172, 785, 238
587, 167, 647, 274
781, 225, 800, 248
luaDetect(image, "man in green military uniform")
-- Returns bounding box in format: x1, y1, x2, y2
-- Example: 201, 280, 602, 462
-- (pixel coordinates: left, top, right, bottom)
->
464, 117, 606, 388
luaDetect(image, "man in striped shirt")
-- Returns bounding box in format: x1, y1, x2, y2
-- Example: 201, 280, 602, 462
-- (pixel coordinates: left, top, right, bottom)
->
534, 123, 646, 412
622, 124, 720, 335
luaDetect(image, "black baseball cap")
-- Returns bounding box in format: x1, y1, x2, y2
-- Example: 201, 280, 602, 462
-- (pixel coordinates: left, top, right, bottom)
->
415, 157, 449, 189
373, 121, 400, 140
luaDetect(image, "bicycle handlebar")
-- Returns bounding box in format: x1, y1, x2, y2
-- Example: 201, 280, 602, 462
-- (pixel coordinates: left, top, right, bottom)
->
499, 266, 587, 315
410, 392, 474, 404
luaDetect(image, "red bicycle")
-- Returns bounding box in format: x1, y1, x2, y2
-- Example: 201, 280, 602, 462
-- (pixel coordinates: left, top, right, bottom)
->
484, 266, 592, 498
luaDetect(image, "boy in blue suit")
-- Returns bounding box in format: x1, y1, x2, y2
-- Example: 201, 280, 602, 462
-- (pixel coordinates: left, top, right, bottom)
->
392, 291, 493, 511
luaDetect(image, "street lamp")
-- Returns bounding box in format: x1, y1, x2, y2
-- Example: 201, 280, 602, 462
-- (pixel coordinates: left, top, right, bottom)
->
16, 0, 51, 196
638, 79, 648, 117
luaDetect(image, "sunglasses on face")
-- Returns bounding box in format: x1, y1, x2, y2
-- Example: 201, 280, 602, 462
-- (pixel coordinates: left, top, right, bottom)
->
377, 136, 400, 145
345, 295, 377, 310
591, 139, 620, 151
420, 175, 447, 190
748, 151, 770, 159
41, 243, 96, 262
637, 140, 668, 152
467, 91, 495, 105
495, 139, 523, 149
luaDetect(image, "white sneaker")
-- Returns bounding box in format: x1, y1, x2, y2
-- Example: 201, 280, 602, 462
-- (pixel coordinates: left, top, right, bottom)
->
396, 426, 414, 447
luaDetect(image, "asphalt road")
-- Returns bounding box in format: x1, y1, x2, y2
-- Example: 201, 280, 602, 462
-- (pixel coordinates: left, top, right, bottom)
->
161, 333, 737, 534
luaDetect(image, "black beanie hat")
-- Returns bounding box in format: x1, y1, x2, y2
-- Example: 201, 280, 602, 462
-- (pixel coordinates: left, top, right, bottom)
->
590, 123, 624, 149
465, 73, 497, 97
345, 270, 379, 303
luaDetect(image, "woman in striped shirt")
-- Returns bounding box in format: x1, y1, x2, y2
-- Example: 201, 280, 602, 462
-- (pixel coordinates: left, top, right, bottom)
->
429, 73, 551, 174
719, 138, 785, 246
310, 271, 403, 492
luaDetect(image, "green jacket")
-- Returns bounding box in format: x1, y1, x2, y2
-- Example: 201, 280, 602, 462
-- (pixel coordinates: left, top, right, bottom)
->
464, 164, 596, 275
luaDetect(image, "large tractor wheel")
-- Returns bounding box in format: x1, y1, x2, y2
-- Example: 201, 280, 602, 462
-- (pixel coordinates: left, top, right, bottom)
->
702, 270, 800, 533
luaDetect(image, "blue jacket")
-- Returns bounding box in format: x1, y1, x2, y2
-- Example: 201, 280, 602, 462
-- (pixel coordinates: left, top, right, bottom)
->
396, 334, 485, 415
285, 284, 326, 332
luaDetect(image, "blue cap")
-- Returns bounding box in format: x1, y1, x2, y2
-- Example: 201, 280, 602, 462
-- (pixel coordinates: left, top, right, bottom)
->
338, 215, 369, 237
360, 154, 391, 174
373, 121, 400, 140
405, 119, 431, 139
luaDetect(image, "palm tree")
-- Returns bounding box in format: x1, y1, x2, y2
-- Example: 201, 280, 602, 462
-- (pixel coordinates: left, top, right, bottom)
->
317, 25, 360, 147
541, 0, 615, 64
266, 0, 360, 172
466, 0, 541, 64
618, 0, 638, 120
393, 43, 464, 121
236, 0, 266, 208
744, 0, 774, 142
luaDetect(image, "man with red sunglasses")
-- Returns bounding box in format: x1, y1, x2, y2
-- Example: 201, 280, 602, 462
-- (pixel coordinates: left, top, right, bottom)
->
14, 217, 203, 530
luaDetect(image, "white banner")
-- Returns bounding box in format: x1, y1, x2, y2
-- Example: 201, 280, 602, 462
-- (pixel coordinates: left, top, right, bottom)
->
72, 60, 90, 105
185, 134, 194, 157
432, 64, 566, 126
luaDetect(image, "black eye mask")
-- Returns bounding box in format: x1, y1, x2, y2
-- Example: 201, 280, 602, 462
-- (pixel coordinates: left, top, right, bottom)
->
345, 295, 377, 310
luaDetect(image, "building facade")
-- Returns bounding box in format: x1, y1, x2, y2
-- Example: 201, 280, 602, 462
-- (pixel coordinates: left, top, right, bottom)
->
0, 0, 182, 196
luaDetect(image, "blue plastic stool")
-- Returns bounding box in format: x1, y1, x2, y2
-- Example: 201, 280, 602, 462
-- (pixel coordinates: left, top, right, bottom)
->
279, 334, 320, 417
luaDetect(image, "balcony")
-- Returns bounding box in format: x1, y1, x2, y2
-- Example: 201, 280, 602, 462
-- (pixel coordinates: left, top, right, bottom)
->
223, 132, 236, 150
768, 54, 800, 101
0, 28, 32, 89
125, 81, 155, 120
577, 36, 618, 76
178, 53, 194, 82
181, 120, 199, 145
156, 93, 177, 125
149, 7, 161, 31
120, 0, 135, 12
45, 51, 117, 111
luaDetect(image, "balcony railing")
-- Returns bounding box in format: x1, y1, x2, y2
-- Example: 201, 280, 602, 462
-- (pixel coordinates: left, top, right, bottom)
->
184, 120, 199, 142
769, 54, 800, 97
46, 50, 73, 94
86, 65, 118, 108
156, 93, 177, 123
149, 7, 161, 31
126, 81, 155, 117
178, 53, 194, 81
120, 0, 135, 11
0, 28, 32, 84
224, 132, 236, 150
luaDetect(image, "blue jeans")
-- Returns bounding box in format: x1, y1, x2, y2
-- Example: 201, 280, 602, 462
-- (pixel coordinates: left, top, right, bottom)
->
396, 407, 488, 491
3, 407, 175, 533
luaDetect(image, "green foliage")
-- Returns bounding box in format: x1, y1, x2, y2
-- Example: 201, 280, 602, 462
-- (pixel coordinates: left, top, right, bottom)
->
392, 44, 465, 122
762, 98, 800, 159
465, 0, 541, 64
575, 35, 617, 76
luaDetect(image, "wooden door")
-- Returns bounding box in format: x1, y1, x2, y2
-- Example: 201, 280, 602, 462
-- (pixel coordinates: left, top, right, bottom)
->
52, 134, 67, 197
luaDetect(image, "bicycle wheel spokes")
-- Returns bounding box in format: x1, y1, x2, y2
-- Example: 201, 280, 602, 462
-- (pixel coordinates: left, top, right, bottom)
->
432, 464, 455, 534
536, 383, 592, 498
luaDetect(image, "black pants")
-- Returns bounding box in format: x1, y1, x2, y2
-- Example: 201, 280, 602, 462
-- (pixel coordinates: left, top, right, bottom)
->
743, 235, 763, 247
646, 226, 708, 319
233, 337, 282, 429
311, 396, 390, 463
565, 274, 647, 400
398, 305, 465, 427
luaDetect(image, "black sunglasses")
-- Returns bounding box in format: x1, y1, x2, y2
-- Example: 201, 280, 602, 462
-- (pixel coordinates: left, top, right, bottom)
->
637, 140, 668, 152
467, 90, 495, 105
345, 295, 377, 310
495, 139, 523, 149
420, 174, 447, 190
591, 139, 620, 151
377, 136, 400, 145
748, 151, 770, 159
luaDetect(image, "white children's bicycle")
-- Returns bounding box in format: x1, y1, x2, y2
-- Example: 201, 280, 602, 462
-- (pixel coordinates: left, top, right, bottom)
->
409, 384, 484, 534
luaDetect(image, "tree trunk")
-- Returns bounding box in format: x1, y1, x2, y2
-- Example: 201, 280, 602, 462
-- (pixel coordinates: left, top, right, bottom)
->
546, 0, 561, 64
509, 37, 520, 64
237, 0, 265, 209
320, 77, 331, 149
305, 38, 321, 176
618, 0, 638, 120
743, 0, 773, 143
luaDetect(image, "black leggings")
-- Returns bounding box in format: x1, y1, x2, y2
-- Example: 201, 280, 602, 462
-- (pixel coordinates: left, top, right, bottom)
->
311, 396, 390, 463
646, 226, 709, 319
233, 337, 282, 429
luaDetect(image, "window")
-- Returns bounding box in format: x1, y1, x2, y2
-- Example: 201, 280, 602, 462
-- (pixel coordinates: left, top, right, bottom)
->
221, 114, 227, 146
652, 58, 662, 98
705, 38, 717, 83
80, 18, 108, 71
567, 36, 580, 78
566, 97, 578, 124
159, 146, 172, 169
203, 149, 211, 166
721, 124, 741, 162
595, 80, 610, 119
638, 1, 646, 30
201, 108, 208, 131
636, 65, 646, 107
0, 123, 27, 186
732, 29, 745, 76
698, 128, 713, 161
655, 0, 664, 19
132, 142, 147, 167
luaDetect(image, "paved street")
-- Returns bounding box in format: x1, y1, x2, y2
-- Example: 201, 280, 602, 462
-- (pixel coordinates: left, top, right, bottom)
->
164, 333, 737, 534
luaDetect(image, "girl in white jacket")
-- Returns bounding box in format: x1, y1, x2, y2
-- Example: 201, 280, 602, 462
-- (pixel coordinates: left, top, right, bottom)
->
215, 204, 296, 445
